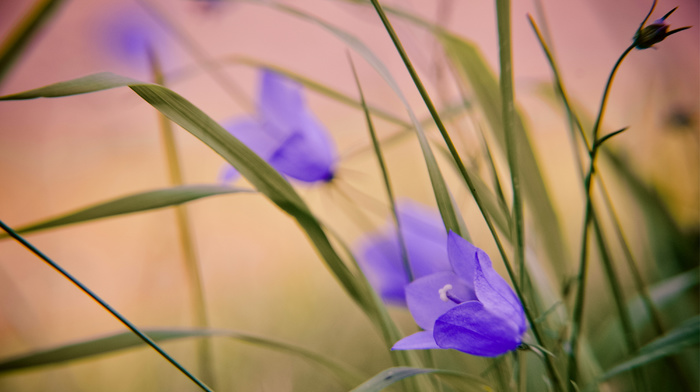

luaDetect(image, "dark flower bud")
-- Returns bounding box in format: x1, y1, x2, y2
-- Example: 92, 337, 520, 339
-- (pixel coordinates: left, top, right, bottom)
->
633, 7, 691, 49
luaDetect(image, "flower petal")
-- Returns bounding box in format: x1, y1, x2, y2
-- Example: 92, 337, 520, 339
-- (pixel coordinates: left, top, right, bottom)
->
447, 231, 477, 284
405, 272, 474, 331
473, 249, 527, 334
258, 70, 306, 139
392, 331, 440, 351
397, 200, 450, 278
267, 111, 336, 182
434, 301, 522, 357
358, 233, 410, 306
219, 117, 282, 183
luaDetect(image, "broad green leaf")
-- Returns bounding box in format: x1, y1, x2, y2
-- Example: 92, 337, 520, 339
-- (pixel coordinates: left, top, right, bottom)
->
0, 72, 366, 313
592, 316, 700, 386
0, 328, 364, 389
350, 367, 492, 392
0, 185, 252, 239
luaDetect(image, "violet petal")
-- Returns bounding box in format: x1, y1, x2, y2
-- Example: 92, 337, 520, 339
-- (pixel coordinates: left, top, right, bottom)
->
434, 301, 522, 357
405, 272, 473, 331
392, 331, 440, 351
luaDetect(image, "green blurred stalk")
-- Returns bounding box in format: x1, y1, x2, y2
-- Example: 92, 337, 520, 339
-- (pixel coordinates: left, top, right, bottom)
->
149, 51, 216, 389
0, 0, 66, 86
0, 220, 213, 392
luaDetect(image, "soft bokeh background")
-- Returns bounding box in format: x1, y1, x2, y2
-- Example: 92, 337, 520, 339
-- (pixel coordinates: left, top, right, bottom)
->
0, 0, 697, 390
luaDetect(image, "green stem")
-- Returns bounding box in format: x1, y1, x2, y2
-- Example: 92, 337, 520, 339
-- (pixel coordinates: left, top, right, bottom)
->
568, 44, 634, 390
596, 174, 665, 334
368, 1, 563, 390
495, 0, 525, 301
590, 208, 646, 391
0, 220, 213, 392
149, 50, 215, 388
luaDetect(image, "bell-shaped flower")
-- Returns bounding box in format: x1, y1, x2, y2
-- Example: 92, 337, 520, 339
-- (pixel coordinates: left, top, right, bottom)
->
220, 70, 337, 183
356, 200, 451, 306
392, 231, 527, 357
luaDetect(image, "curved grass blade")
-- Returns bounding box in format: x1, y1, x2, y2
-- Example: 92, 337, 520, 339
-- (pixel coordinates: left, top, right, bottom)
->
0, 185, 252, 239
0, 72, 365, 309
0, 328, 364, 389
350, 367, 491, 392
590, 315, 700, 388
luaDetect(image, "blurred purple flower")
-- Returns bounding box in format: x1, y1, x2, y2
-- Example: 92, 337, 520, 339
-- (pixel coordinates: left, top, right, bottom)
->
221, 70, 337, 183
392, 231, 526, 357
98, 5, 168, 70
356, 200, 450, 306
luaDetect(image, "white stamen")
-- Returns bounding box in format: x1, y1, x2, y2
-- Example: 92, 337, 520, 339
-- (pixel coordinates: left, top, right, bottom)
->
438, 284, 453, 302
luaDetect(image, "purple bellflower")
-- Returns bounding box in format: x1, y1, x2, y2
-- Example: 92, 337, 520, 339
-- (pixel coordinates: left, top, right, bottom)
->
357, 200, 451, 306
392, 231, 527, 357
220, 70, 337, 183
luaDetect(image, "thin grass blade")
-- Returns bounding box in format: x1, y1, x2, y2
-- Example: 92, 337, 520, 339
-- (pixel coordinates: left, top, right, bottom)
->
0, 328, 365, 389
0, 185, 252, 238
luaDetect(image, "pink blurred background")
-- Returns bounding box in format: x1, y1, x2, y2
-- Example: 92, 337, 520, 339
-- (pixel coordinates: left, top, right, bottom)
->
0, 0, 697, 390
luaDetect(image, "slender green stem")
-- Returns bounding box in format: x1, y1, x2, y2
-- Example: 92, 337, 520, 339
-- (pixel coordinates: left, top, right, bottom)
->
495, 0, 525, 300
348, 54, 413, 282
368, 1, 563, 390
596, 174, 665, 334
0, 219, 213, 392
568, 44, 634, 390
149, 51, 216, 388
590, 207, 645, 391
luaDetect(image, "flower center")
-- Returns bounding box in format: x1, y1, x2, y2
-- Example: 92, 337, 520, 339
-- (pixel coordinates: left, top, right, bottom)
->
438, 284, 463, 304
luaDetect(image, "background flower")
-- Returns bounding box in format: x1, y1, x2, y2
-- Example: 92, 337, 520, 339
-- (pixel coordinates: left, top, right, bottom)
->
220, 70, 337, 184
356, 199, 450, 306
393, 231, 527, 357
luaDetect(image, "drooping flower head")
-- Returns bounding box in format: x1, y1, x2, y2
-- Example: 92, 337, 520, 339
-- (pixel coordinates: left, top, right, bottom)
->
356, 200, 451, 306
221, 70, 337, 184
393, 231, 526, 357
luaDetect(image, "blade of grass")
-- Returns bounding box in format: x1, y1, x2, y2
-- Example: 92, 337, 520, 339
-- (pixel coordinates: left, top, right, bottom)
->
0, 220, 213, 392
0, 185, 251, 239
0, 0, 66, 86
0, 328, 365, 389
494, 0, 526, 295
